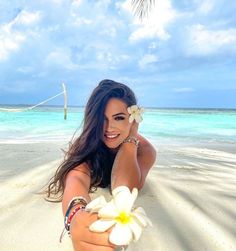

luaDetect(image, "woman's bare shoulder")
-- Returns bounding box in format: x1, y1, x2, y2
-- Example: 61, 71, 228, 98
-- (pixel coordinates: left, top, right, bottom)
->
137, 134, 157, 159
137, 134, 155, 148
136, 134, 157, 188
69, 162, 91, 178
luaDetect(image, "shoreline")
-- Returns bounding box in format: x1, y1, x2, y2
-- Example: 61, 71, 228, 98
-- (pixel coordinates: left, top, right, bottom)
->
0, 141, 236, 250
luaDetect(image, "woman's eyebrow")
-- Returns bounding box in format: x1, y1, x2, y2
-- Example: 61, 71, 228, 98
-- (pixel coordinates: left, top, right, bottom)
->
112, 112, 126, 117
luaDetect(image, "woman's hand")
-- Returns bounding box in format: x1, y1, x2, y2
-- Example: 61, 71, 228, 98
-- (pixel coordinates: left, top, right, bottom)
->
70, 210, 115, 251
128, 121, 139, 138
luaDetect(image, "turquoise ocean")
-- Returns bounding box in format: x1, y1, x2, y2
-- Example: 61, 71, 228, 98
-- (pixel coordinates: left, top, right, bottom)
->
0, 106, 236, 145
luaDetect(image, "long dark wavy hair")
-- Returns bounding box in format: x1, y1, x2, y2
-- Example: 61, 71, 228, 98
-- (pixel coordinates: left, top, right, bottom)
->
45, 79, 137, 202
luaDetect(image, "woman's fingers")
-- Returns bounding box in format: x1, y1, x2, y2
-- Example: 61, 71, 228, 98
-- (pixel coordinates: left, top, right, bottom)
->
70, 211, 115, 248
129, 121, 139, 137
83, 228, 114, 247
80, 241, 115, 251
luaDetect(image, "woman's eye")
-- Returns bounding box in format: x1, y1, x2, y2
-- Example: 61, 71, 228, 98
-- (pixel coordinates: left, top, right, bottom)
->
115, 116, 125, 121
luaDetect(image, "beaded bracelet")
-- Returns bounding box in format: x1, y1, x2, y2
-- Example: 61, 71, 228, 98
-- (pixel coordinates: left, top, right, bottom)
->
64, 196, 88, 231
123, 136, 140, 147
60, 205, 85, 242
65, 205, 85, 231
67, 196, 88, 210
59, 196, 88, 242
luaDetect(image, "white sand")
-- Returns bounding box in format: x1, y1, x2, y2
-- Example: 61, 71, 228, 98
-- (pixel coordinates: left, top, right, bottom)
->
0, 142, 236, 251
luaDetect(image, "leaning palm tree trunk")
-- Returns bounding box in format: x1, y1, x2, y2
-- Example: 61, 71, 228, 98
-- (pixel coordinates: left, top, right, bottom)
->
132, 0, 156, 19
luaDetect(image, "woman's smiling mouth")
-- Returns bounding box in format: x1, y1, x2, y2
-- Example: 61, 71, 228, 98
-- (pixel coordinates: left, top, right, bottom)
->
105, 134, 120, 139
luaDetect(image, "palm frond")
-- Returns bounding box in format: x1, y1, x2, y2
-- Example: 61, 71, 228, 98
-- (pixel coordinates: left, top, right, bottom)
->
131, 0, 156, 20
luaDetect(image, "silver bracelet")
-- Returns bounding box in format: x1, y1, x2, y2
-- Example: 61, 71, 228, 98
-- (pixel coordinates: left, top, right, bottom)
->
122, 136, 139, 147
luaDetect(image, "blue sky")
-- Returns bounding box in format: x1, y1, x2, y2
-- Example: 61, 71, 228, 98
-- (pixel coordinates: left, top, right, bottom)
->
0, 0, 236, 108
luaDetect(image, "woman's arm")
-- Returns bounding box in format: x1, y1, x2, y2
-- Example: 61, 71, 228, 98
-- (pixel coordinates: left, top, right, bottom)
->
111, 141, 140, 190
111, 123, 156, 190
62, 163, 115, 251
62, 163, 91, 215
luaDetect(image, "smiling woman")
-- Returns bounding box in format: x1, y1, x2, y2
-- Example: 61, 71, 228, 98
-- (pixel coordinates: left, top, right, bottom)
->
45, 79, 156, 251
103, 98, 133, 150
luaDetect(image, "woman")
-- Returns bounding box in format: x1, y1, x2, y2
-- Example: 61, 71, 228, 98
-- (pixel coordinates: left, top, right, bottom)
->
46, 79, 156, 251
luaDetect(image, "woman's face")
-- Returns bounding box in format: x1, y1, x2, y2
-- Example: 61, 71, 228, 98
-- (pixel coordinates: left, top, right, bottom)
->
103, 98, 132, 149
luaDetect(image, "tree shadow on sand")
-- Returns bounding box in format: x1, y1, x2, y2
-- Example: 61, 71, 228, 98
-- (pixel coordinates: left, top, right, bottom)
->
137, 145, 236, 251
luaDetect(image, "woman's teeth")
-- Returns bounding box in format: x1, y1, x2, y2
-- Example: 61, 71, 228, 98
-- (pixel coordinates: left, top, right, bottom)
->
106, 134, 119, 139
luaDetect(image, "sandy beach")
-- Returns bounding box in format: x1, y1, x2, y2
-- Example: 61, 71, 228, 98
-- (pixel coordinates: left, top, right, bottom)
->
0, 141, 236, 251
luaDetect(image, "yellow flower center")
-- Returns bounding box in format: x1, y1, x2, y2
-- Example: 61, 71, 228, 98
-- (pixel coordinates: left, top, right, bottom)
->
116, 212, 131, 224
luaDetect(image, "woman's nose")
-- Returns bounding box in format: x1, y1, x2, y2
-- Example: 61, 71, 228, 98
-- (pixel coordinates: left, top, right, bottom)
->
105, 120, 115, 131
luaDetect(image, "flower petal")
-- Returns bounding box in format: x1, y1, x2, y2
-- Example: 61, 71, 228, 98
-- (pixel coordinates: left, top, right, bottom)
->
131, 187, 138, 201
135, 115, 143, 123
130, 105, 138, 112
128, 219, 143, 242
113, 187, 135, 213
139, 107, 145, 113
133, 206, 146, 216
86, 196, 107, 213
89, 219, 116, 233
132, 207, 153, 227
128, 114, 135, 123
132, 212, 148, 227
135, 207, 152, 227
112, 186, 130, 196
109, 222, 133, 245
127, 107, 132, 114
98, 199, 119, 218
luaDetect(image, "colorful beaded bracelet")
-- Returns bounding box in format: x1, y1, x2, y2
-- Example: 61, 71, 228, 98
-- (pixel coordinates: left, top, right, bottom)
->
65, 205, 85, 231
60, 205, 85, 242
64, 196, 88, 231
60, 196, 88, 242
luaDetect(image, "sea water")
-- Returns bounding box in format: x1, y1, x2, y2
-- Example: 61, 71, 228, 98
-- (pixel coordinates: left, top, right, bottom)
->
0, 106, 236, 145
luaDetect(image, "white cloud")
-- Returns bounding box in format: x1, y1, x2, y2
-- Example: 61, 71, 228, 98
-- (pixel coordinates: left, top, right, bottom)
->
13, 10, 41, 26
71, 16, 93, 26
120, 0, 177, 42
139, 54, 159, 68
45, 48, 78, 70
70, 0, 92, 26
197, 0, 214, 15
96, 51, 130, 70
0, 23, 26, 61
187, 24, 236, 56
0, 10, 41, 61
71, 0, 83, 7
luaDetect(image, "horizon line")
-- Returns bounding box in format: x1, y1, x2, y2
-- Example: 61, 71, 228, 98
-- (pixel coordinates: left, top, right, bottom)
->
0, 104, 236, 110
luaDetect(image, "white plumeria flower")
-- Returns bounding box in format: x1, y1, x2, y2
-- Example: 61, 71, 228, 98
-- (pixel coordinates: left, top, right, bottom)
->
127, 105, 144, 123
85, 186, 152, 246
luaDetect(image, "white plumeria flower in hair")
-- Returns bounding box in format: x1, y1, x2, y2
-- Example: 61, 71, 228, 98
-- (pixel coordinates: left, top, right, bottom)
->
127, 105, 144, 123
86, 186, 152, 246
